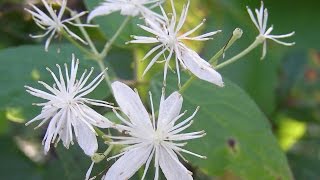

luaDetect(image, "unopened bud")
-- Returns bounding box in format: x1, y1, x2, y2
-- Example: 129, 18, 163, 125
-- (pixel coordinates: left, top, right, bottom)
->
91, 153, 105, 163
233, 28, 243, 39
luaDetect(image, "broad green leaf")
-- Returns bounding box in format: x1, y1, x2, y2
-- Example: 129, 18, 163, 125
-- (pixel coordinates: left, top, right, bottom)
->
55, 146, 89, 180
151, 75, 293, 180
0, 111, 9, 135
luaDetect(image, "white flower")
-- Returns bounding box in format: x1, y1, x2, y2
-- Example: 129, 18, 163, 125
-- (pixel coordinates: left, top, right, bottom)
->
129, 0, 223, 87
25, 0, 95, 51
25, 54, 114, 156
103, 81, 205, 180
87, 0, 164, 22
247, 1, 295, 59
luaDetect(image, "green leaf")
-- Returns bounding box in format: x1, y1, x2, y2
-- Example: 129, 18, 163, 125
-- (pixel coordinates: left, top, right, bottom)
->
0, 111, 9, 135
151, 75, 293, 180
55, 146, 90, 180
0, 44, 111, 122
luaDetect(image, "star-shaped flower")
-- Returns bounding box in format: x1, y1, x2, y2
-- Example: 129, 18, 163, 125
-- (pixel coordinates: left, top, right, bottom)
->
129, 0, 223, 87
25, 55, 114, 156
25, 0, 95, 51
247, 1, 295, 59
87, 0, 164, 22
102, 81, 205, 179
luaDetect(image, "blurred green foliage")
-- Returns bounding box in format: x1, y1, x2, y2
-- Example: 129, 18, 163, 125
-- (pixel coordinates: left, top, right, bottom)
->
0, 0, 319, 180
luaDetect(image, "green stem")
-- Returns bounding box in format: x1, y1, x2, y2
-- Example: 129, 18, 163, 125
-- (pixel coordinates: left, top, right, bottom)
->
61, 30, 93, 57
97, 60, 112, 92
67, 10, 121, 92
134, 48, 149, 103
100, 16, 131, 58
95, 127, 106, 138
179, 76, 196, 94
215, 37, 264, 70
210, 28, 243, 65
103, 144, 114, 156
179, 36, 264, 94
71, 11, 99, 54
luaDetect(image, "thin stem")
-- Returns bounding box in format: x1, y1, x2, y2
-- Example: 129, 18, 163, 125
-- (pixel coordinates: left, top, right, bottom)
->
134, 48, 149, 103
179, 36, 264, 94
100, 16, 131, 58
215, 37, 264, 69
95, 16, 131, 94
103, 144, 114, 157
72, 12, 99, 54
210, 28, 243, 65
66, 9, 124, 93
61, 30, 93, 57
97, 60, 112, 91
179, 76, 195, 94
95, 127, 106, 137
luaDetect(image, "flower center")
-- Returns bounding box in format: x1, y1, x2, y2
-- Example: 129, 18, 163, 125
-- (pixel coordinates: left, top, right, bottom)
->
57, 94, 75, 108
161, 31, 178, 48
128, 0, 139, 5
152, 130, 165, 145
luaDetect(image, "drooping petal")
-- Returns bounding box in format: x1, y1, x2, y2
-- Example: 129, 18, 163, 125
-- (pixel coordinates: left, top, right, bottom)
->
111, 81, 152, 129
180, 46, 224, 87
58, 118, 71, 148
104, 145, 153, 180
87, 3, 122, 22
120, 4, 139, 16
85, 162, 95, 180
42, 110, 62, 153
157, 91, 183, 129
79, 104, 114, 128
159, 146, 193, 180
73, 116, 98, 156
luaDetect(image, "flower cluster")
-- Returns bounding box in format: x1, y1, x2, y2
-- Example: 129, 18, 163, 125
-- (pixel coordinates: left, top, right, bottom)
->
25, 0, 294, 180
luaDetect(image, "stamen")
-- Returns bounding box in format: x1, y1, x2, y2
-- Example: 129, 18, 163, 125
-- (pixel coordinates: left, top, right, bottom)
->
149, 91, 156, 129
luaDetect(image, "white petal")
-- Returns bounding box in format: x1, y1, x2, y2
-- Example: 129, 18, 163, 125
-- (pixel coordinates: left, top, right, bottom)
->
78, 104, 113, 128
111, 81, 152, 129
104, 146, 152, 180
158, 91, 183, 129
43, 115, 58, 153
73, 118, 98, 156
159, 147, 193, 180
85, 162, 95, 180
180, 46, 224, 87
120, 4, 139, 16
87, 3, 122, 22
